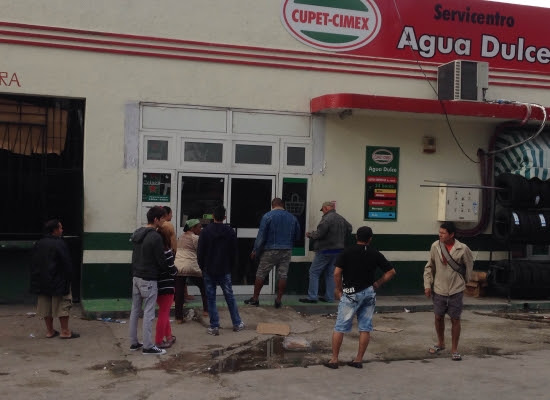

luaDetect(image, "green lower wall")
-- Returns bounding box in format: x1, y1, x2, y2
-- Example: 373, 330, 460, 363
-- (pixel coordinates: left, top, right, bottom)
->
78, 232, 504, 299
82, 263, 132, 299
81, 260, 493, 299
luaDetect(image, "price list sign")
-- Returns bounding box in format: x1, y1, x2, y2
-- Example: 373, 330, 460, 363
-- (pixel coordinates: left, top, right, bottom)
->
364, 146, 399, 220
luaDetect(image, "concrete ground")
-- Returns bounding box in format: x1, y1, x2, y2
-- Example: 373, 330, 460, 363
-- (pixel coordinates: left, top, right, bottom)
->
1, 295, 549, 399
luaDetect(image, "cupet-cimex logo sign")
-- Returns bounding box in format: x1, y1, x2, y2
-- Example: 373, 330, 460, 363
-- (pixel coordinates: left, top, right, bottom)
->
372, 149, 393, 164
281, 0, 381, 51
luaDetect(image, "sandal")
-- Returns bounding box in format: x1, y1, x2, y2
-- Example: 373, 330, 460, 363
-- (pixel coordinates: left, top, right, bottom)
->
323, 362, 339, 369
347, 361, 363, 369
452, 352, 462, 361
428, 345, 445, 354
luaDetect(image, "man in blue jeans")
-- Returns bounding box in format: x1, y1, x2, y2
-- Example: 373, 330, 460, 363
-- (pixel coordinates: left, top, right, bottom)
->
197, 205, 244, 336
129, 206, 168, 355
300, 201, 352, 303
324, 226, 396, 369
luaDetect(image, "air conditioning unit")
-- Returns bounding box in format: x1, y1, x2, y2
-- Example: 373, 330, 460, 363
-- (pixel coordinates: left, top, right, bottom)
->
437, 60, 489, 101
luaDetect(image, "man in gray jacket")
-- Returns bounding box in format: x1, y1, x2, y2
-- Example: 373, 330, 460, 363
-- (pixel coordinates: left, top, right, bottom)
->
129, 206, 169, 355
300, 201, 352, 303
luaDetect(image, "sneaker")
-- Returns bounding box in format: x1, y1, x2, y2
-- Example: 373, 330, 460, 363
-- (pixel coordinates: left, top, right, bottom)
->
207, 327, 219, 336
142, 345, 166, 355
233, 322, 245, 332
244, 297, 259, 306
130, 342, 143, 351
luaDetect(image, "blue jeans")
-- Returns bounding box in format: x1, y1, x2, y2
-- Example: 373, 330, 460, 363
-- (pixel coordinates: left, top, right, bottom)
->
129, 277, 158, 349
307, 252, 339, 302
203, 273, 242, 329
334, 286, 376, 332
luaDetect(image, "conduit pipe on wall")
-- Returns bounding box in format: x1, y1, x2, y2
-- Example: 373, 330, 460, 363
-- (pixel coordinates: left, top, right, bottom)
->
456, 121, 527, 237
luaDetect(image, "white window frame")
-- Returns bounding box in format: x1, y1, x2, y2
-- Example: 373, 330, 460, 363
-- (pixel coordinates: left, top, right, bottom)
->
280, 138, 312, 174
141, 134, 175, 168
231, 139, 279, 174
178, 135, 230, 173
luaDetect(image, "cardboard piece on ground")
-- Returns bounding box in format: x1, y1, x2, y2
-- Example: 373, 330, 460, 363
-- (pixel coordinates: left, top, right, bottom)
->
374, 326, 403, 333
256, 322, 290, 336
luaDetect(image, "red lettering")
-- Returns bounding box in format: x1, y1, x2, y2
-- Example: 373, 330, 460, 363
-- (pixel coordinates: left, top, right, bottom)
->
342, 15, 354, 28
0, 72, 7, 86
292, 9, 300, 22
9, 73, 20, 87
315, 12, 322, 25
308, 11, 316, 23
362, 17, 369, 30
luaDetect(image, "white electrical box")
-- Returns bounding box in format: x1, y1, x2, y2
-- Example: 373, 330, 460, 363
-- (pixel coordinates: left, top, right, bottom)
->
437, 186, 480, 222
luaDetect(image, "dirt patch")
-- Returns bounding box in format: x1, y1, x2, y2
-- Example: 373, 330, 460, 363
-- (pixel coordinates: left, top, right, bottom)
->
203, 337, 331, 374
152, 351, 212, 373
88, 360, 137, 377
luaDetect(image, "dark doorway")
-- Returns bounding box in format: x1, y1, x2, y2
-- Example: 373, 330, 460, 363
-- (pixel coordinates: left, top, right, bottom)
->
0, 94, 85, 303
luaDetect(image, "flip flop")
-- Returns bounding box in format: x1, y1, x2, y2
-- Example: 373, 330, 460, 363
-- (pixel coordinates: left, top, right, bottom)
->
323, 362, 339, 369
428, 345, 445, 354
46, 330, 59, 339
347, 361, 363, 369
452, 352, 462, 361
60, 332, 80, 339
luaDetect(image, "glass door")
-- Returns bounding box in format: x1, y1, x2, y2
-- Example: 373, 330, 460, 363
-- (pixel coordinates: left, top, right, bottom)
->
228, 175, 275, 293
176, 173, 227, 239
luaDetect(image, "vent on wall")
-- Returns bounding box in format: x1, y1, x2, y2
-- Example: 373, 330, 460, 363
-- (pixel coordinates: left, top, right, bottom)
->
437, 60, 489, 102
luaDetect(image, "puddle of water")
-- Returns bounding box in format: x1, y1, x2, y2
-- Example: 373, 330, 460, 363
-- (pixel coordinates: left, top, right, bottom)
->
206, 337, 328, 374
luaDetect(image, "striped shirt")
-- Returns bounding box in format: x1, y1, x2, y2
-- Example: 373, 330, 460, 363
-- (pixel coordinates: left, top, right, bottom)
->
158, 249, 178, 295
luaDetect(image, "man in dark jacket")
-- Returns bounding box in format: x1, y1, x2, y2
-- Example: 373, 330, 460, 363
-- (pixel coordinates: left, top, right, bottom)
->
30, 219, 79, 339
129, 206, 168, 355
300, 201, 352, 303
197, 205, 244, 336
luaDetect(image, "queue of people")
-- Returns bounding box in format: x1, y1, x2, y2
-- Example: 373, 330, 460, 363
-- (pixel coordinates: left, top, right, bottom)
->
31, 200, 473, 365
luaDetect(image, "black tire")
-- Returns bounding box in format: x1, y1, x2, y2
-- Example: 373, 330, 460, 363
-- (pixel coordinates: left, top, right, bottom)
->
493, 209, 529, 242
539, 179, 550, 208
495, 173, 535, 208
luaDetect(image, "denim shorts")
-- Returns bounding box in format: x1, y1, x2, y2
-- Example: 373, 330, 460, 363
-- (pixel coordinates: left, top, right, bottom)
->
334, 286, 376, 333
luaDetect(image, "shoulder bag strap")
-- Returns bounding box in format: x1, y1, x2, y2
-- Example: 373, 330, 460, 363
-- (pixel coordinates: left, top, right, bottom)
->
439, 241, 466, 280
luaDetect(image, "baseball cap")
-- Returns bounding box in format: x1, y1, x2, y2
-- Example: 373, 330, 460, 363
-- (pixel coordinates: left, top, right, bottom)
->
356, 226, 373, 242
185, 219, 201, 229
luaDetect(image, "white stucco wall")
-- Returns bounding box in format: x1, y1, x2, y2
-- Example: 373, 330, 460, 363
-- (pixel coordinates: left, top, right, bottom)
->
308, 114, 495, 235
1, 0, 548, 236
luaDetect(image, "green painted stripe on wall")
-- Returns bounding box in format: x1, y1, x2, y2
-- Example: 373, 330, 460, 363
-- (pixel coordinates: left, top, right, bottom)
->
83, 233, 133, 251
82, 260, 492, 299
82, 263, 132, 299
83, 232, 508, 252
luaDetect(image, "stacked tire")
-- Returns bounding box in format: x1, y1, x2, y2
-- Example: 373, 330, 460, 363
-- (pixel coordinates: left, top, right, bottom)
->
492, 173, 550, 297
489, 260, 550, 298
493, 173, 550, 243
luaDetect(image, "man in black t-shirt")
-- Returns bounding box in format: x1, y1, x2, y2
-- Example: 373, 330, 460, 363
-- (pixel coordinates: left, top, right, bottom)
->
323, 226, 396, 369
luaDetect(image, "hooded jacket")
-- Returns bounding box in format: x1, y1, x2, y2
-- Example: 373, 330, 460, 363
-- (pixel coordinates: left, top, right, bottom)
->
30, 235, 72, 296
130, 227, 168, 280
197, 222, 237, 276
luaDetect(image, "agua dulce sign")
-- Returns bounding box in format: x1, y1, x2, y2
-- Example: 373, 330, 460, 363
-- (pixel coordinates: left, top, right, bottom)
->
281, 0, 550, 74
